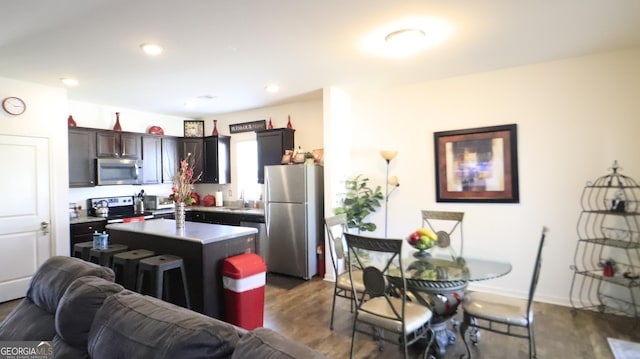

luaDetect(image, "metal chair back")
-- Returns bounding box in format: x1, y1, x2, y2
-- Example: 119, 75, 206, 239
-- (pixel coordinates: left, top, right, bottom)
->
422, 210, 464, 258
344, 232, 433, 359
459, 226, 548, 359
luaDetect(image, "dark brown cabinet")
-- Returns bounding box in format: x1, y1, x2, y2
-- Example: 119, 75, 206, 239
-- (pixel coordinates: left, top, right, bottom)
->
256, 128, 294, 183
178, 138, 204, 182
70, 220, 106, 254
161, 137, 178, 184
203, 135, 231, 184
186, 210, 241, 226
68, 127, 96, 187
178, 136, 230, 184
142, 135, 162, 184
96, 131, 141, 159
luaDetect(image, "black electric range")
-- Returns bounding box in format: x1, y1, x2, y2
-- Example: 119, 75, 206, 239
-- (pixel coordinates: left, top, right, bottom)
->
88, 196, 154, 224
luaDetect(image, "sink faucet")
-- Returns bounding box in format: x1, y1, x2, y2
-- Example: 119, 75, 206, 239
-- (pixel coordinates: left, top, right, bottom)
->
240, 189, 248, 208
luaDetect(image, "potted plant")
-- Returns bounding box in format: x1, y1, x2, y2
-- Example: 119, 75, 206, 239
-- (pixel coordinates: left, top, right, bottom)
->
304, 152, 315, 164
335, 175, 383, 232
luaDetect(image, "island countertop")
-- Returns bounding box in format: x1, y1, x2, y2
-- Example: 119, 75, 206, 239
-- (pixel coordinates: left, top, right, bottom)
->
106, 219, 257, 244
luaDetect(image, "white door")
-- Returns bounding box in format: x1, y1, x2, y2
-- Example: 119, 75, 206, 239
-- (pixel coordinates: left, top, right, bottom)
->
0, 135, 51, 302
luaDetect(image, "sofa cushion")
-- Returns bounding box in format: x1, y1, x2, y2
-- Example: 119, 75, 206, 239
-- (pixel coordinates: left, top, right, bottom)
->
88, 291, 240, 359
56, 276, 124, 348
52, 335, 89, 359
28, 256, 115, 314
0, 299, 55, 340
0, 256, 114, 341
232, 328, 326, 359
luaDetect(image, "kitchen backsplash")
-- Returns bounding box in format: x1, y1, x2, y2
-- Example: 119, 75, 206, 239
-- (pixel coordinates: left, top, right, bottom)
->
68, 183, 235, 213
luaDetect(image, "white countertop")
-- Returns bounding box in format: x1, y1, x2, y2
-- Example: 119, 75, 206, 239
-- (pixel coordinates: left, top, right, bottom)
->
106, 219, 258, 244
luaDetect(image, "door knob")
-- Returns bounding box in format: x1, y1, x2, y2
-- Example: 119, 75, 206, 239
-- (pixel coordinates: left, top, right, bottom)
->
41, 221, 49, 235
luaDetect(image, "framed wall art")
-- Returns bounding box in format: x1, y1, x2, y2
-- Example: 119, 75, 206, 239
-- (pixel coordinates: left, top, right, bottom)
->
434, 124, 519, 203
183, 120, 204, 137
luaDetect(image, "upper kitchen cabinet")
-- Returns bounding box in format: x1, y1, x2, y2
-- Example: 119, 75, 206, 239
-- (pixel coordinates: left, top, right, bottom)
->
96, 130, 141, 159
178, 137, 204, 182
68, 127, 96, 187
203, 135, 231, 184
161, 136, 178, 184
142, 135, 162, 184
256, 128, 294, 183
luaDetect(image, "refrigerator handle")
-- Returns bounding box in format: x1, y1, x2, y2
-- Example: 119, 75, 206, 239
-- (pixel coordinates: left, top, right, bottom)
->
264, 173, 270, 237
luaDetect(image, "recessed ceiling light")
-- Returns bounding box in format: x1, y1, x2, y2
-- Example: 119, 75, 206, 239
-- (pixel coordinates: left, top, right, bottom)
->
140, 43, 163, 56
265, 84, 280, 93
60, 78, 79, 86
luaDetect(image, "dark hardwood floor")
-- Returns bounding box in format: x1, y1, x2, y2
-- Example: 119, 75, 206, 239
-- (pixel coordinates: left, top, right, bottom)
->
2, 276, 639, 358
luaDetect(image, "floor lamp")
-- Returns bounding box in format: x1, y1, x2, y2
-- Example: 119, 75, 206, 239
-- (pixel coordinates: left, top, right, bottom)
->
380, 150, 400, 237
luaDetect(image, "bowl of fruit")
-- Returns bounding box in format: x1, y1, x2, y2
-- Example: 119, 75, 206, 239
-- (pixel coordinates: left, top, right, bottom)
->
407, 227, 437, 258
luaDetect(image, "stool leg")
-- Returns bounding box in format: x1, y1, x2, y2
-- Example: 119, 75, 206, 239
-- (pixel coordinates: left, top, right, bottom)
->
154, 269, 163, 300
136, 268, 145, 293
180, 264, 191, 309
112, 261, 121, 285
124, 260, 136, 290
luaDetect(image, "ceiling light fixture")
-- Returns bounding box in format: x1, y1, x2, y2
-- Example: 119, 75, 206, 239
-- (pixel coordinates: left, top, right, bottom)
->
140, 43, 163, 56
60, 78, 79, 86
362, 18, 452, 57
265, 84, 280, 93
385, 28, 426, 44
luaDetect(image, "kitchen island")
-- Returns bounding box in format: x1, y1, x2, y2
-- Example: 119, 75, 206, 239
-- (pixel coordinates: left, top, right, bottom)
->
106, 219, 258, 319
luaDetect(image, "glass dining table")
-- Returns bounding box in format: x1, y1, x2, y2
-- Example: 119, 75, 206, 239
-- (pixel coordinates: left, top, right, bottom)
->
391, 251, 512, 357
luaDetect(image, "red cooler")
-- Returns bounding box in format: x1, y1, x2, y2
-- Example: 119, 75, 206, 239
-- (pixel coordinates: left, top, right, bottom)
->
222, 253, 267, 330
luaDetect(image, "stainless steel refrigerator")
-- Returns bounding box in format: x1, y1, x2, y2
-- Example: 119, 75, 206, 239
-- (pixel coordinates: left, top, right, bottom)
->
265, 164, 323, 280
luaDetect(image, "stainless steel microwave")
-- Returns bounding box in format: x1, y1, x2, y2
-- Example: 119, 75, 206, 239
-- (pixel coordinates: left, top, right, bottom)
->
96, 158, 143, 185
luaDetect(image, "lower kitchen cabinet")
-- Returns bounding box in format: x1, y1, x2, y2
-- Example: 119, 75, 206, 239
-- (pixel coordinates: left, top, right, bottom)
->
151, 212, 175, 220
186, 210, 240, 226
70, 220, 106, 254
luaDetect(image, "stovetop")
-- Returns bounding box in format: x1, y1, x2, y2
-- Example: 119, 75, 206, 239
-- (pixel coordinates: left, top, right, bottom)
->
88, 195, 154, 222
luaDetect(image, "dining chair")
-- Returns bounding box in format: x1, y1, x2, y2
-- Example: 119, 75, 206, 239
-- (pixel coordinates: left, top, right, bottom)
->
344, 232, 435, 359
324, 214, 365, 330
459, 226, 548, 359
421, 210, 465, 259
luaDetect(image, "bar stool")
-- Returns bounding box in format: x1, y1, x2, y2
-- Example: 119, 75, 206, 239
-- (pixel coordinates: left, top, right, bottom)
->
89, 244, 129, 267
73, 241, 94, 261
136, 255, 191, 309
111, 249, 156, 290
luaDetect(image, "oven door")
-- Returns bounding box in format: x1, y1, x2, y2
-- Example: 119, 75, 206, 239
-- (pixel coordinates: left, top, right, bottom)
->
96, 159, 143, 185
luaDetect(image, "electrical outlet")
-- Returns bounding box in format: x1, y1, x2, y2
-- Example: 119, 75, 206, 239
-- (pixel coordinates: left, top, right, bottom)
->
228, 189, 232, 198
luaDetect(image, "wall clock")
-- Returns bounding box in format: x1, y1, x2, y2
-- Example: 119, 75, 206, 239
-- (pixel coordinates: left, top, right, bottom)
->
184, 120, 204, 137
2, 97, 26, 115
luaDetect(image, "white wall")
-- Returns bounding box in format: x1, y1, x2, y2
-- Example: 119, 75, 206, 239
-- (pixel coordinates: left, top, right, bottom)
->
343, 48, 640, 306
0, 77, 69, 256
